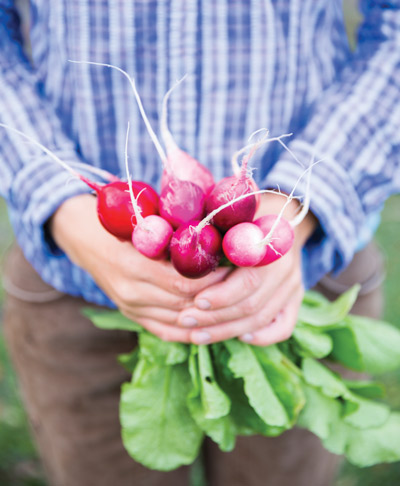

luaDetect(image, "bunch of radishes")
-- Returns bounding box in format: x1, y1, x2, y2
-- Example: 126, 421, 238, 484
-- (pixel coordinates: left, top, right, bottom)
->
0, 63, 314, 280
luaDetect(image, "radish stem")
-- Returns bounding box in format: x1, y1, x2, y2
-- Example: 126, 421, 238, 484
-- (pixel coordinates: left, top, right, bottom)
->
0, 122, 101, 191
69, 60, 168, 168
231, 132, 293, 176
123, 122, 145, 226
160, 74, 188, 156
259, 156, 322, 247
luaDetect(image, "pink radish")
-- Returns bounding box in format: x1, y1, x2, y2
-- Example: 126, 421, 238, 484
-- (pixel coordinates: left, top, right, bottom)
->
159, 76, 215, 195
253, 215, 294, 266
70, 61, 209, 229
159, 179, 206, 229
122, 123, 173, 260
169, 221, 222, 279
0, 123, 159, 241
222, 222, 267, 267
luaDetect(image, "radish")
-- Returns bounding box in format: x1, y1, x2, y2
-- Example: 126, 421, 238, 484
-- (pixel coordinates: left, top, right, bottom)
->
222, 159, 317, 267
159, 76, 215, 195
94, 179, 159, 240
123, 123, 173, 260
222, 222, 267, 267
205, 131, 292, 232
253, 215, 294, 266
70, 61, 210, 228
159, 179, 206, 229
0, 123, 159, 241
170, 189, 288, 277
169, 221, 222, 279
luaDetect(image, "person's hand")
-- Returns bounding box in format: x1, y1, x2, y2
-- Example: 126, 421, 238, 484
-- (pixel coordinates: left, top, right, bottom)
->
50, 194, 231, 342
177, 192, 317, 346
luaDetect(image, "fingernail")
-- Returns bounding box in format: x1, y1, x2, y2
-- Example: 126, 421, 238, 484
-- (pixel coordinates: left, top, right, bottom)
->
191, 330, 211, 344
196, 298, 211, 310
240, 333, 254, 343
181, 316, 198, 327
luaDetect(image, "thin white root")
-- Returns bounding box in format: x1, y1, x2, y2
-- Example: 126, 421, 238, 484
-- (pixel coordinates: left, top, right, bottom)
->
0, 123, 82, 179
72, 162, 118, 182
277, 139, 304, 167
69, 60, 168, 167
231, 132, 293, 176
259, 155, 323, 247
124, 122, 145, 226
160, 74, 188, 155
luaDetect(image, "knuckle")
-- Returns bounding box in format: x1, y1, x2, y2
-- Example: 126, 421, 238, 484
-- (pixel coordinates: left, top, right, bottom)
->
172, 277, 196, 297
243, 295, 261, 316
113, 280, 135, 305
242, 268, 262, 292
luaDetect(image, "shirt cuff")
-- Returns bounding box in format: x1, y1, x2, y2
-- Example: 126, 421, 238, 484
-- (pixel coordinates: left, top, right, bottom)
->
262, 140, 367, 289
7, 153, 116, 307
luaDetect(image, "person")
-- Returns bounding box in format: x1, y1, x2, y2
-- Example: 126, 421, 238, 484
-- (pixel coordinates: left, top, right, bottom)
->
0, 1, 397, 485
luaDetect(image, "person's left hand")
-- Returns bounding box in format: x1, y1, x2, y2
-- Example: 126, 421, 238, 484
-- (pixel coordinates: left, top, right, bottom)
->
177, 192, 317, 346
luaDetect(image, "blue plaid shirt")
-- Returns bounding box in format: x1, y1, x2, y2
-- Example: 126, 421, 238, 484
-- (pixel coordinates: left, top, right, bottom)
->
1, 0, 400, 307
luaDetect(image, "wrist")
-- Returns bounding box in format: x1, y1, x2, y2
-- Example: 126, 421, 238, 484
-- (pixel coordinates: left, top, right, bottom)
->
49, 194, 110, 267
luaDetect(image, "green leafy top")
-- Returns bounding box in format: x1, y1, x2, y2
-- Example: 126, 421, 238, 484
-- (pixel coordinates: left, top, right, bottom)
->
85, 286, 400, 471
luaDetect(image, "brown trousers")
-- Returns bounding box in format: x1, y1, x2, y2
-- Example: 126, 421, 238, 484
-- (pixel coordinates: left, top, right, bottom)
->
2, 243, 384, 486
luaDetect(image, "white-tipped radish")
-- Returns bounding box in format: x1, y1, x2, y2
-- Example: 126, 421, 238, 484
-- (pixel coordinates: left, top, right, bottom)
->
222, 223, 267, 267
123, 123, 173, 260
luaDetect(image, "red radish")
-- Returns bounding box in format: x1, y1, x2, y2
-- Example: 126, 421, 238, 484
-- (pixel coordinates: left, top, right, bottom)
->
0, 123, 159, 241
94, 179, 158, 240
71, 62, 210, 230
123, 123, 173, 259
160, 76, 215, 195
205, 174, 256, 232
205, 131, 291, 232
169, 221, 222, 279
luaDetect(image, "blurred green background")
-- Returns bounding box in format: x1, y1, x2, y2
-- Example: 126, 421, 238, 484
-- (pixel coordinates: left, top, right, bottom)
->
1, 1, 400, 485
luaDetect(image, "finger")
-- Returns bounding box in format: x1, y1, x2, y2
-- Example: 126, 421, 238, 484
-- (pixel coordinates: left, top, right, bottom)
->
167, 265, 232, 299
134, 317, 192, 343
239, 288, 304, 346
178, 263, 300, 328
188, 281, 302, 345
193, 258, 292, 311
114, 280, 194, 311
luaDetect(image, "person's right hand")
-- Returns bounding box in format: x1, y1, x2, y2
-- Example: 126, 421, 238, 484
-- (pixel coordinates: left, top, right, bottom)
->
50, 193, 231, 342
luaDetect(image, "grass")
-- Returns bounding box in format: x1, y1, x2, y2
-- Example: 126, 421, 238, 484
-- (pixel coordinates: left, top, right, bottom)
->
1, 195, 400, 485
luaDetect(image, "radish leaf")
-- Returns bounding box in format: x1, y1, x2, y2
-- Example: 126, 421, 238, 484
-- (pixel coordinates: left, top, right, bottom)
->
120, 360, 203, 471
